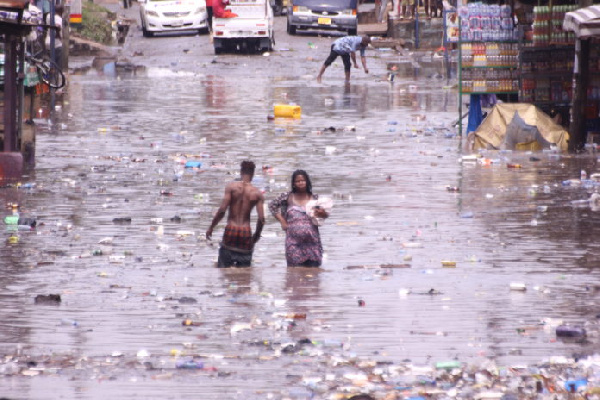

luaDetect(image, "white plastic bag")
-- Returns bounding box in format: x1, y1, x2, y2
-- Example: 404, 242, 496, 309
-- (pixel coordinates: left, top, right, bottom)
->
305, 197, 333, 226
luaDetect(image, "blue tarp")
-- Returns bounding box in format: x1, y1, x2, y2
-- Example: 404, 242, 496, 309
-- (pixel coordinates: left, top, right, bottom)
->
467, 94, 483, 134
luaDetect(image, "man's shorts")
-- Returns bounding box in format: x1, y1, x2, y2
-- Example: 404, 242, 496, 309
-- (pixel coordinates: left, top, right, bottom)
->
324, 45, 352, 72
218, 246, 253, 268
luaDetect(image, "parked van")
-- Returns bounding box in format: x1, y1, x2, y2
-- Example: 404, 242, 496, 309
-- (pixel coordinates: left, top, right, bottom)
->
286, 0, 357, 35
212, 0, 275, 53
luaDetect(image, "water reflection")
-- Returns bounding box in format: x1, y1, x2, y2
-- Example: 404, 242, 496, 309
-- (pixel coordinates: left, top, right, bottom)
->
219, 267, 256, 296
2, 65, 600, 398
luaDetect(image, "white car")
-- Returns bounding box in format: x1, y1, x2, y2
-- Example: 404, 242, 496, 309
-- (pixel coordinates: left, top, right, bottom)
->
140, 0, 209, 37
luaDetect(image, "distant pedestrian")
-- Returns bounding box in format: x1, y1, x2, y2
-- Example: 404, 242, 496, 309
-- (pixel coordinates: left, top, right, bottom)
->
206, 161, 265, 268
316, 35, 370, 83
400, 0, 415, 19
45, 3, 63, 67
206, 0, 213, 30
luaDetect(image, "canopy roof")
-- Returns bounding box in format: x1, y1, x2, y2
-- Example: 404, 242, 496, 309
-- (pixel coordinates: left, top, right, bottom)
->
563, 5, 600, 38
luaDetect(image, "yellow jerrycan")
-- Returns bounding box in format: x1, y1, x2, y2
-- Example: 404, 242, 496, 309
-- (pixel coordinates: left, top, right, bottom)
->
274, 104, 302, 119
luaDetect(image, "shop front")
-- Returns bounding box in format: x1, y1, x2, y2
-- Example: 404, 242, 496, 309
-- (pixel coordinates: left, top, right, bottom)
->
457, 0, 600, 152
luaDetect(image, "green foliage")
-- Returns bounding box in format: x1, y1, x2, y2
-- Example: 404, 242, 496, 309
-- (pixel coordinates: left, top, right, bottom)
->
72, 2, 115, 45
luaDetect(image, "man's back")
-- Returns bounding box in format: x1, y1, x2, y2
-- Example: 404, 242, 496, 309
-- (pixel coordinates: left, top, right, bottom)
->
333, 36, 363, 54
227, 181, 262, 226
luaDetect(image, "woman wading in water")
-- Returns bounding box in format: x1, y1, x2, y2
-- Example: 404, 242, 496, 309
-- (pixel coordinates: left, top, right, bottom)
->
269, 170, 329, 267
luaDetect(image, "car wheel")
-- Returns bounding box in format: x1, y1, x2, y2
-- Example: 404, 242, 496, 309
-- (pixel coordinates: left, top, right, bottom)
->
142, 21, 153, 37
214, 38, 223, 54
287, 19, 296, 34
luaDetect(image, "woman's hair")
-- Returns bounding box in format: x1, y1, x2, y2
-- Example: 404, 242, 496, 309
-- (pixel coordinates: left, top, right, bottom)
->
291, 169, 312, 195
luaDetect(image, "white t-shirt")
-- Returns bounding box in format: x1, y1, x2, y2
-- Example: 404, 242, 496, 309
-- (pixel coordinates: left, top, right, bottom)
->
45, 13, 62, 49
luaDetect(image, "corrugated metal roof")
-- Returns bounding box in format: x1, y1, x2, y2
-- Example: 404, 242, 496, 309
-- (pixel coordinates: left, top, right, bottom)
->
563, 5, 600, 38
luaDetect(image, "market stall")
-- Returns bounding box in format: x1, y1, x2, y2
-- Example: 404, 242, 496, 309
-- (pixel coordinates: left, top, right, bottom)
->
457, 1, 600, 150
0, 0, 42, 180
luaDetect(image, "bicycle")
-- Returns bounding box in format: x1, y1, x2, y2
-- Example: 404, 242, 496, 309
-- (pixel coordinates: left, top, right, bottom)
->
25, 51, 66, 89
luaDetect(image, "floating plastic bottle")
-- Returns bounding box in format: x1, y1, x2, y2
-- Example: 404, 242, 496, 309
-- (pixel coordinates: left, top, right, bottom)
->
435, 360, 462, 370
176, 360, 204, 369
4, 216, 36, 227
60, 318, 78, 326
555, 324, 586, 338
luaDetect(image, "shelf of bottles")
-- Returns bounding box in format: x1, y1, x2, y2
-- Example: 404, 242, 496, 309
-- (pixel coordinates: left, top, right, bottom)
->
586, 45, 600, 123
520, 41, 600, 113
458, 2, 518, 42
520, 46, 573, 103
460, 42, 519, 93
461, 42, 519, 93
458, 2, 520, 94
530, 4, 577, 46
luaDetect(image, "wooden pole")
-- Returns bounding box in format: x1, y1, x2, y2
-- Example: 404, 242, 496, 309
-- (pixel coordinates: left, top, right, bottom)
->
568, 38, 590, 152
3, 35, 18, 152
62, 4, 70, 71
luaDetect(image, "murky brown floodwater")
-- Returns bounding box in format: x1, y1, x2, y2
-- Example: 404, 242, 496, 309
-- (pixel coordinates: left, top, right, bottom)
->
0, 64, 599, 399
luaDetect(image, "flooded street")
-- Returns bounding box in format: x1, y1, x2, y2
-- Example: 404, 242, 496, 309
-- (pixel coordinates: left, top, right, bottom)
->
1, 21, 600, 398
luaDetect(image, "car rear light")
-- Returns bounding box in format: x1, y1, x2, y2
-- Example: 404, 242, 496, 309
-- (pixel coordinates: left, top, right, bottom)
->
215, 31, 224, 35
257, 30, 266, 34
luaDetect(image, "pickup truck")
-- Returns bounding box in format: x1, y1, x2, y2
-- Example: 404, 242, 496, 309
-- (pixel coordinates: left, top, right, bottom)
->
212, 0, 275, 54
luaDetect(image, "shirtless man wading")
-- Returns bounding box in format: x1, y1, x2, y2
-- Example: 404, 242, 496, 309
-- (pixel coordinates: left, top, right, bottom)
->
206, 160, 265, 268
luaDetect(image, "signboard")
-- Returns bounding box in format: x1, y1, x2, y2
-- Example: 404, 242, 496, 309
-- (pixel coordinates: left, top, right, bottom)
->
444, 7, 459, 44
69, 0, 82, 25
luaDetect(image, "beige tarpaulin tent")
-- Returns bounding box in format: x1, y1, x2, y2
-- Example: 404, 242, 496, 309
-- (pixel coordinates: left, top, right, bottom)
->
469, 103, 570, 151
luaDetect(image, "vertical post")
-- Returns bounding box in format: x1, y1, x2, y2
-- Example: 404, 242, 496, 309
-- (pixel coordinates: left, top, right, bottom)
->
17, 40, 25, 146
49, 0, 56, 111
458, 16, 462, 136
569, 38, 590, 152
3, 35, 18, 152
62, 4, 70, 71
442, 7, 451, 82
414, 4, 419, 49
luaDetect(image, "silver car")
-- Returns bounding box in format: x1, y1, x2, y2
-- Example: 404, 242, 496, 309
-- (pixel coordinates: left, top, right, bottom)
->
287, 0, 357, 35
140, 0, 209, 37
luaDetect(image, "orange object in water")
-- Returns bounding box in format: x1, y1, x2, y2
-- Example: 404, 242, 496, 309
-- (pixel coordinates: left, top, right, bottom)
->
274, 104, 301, 119
286, 312, 306, 319
507, 163, 522, 168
